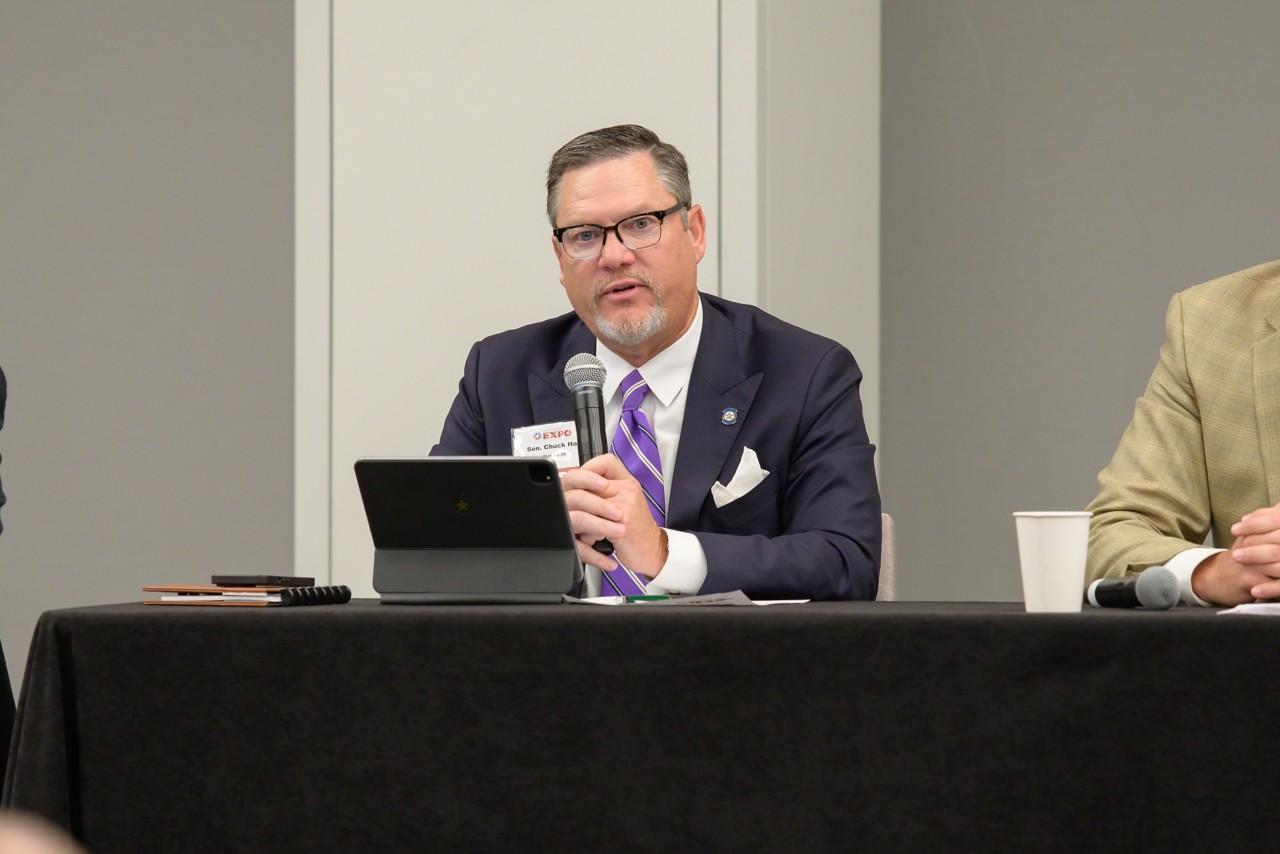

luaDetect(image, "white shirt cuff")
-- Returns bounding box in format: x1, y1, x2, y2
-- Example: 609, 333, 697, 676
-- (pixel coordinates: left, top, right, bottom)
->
644, 529, 707, 595
1164, 547, 1221, 607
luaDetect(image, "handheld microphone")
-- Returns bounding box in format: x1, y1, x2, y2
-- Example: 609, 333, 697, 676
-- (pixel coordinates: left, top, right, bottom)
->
563, 353, 612, 556
1087, 565, 1178, 610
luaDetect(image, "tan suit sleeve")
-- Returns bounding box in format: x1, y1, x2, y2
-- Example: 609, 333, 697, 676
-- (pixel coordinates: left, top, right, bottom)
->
1086, 292, 1216, 582
1087, 266, 1280, 584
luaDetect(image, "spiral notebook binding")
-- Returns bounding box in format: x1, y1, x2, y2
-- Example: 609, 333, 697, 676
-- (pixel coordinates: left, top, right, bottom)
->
278, 585, 352, 606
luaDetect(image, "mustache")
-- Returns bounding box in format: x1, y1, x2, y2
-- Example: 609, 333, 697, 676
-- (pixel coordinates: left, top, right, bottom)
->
592, 271, 658, 301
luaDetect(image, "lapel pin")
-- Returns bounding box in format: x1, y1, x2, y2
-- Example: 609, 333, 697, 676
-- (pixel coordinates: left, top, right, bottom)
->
721, 407, 739, 425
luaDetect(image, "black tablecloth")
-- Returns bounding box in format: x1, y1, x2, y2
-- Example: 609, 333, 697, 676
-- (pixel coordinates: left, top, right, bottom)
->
4, 601, 1278, 852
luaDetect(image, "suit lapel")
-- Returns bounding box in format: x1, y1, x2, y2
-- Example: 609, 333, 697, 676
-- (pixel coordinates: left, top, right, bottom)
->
1254, 300, 1280, 505
529, 323, 597, 425
668, 298, 762, 526
533, 301, 764, 524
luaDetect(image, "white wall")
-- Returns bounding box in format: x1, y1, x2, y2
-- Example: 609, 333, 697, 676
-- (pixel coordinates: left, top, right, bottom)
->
324, 1, 719, 594
299, 1, 882, 594
761, 0, 880, 446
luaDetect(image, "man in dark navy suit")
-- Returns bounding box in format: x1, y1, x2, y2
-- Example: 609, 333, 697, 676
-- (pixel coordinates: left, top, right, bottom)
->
432, 125, 879, 600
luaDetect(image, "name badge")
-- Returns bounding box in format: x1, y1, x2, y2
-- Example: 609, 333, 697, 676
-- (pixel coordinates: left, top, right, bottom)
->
510, 421, 580, 470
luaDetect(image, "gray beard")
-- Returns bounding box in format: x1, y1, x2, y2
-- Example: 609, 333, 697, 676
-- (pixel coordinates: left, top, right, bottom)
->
590, 278, 667, 347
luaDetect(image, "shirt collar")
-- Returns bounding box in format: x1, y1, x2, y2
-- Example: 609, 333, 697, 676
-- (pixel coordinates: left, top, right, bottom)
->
597, 296, 703, 407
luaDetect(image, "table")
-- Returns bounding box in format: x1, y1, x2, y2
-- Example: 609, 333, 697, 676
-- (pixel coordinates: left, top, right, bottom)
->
4, 601, 1278, 852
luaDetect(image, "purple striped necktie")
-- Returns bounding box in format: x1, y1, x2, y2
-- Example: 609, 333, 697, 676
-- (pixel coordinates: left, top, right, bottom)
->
602, 369, 666, 597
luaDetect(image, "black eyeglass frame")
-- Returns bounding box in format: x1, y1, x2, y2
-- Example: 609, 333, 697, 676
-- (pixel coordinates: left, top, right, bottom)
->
552, 202, 686, 256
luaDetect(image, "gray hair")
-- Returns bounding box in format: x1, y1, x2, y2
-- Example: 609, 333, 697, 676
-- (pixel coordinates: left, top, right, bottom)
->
546, 124, 692, 227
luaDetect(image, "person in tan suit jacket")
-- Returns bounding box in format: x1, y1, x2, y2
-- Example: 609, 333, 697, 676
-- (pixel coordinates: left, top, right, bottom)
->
1087, 260, 1280, 606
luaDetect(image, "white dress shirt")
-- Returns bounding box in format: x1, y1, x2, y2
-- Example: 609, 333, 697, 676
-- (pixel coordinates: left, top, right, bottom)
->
1164, 547, 1218, 607
581, 299, 709, 596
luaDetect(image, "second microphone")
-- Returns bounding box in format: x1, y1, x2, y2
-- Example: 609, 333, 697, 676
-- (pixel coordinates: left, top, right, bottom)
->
1086, 565, 1179, 610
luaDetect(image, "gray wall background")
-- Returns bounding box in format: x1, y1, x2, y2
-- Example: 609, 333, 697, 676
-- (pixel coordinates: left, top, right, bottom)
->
0, 2, 295, 688
882, 1, 1280, 599
762, 0, 881, 445
3, 0, 1280, 689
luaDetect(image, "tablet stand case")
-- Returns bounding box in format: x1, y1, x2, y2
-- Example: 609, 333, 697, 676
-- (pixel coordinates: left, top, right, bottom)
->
356, 457, 580, 604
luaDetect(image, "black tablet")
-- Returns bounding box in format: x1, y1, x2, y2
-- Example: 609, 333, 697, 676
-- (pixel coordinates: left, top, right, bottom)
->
353, 457, 579, 603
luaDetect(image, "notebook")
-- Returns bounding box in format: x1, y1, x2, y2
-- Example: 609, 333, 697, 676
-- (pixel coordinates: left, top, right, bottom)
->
353, 457, 580, 603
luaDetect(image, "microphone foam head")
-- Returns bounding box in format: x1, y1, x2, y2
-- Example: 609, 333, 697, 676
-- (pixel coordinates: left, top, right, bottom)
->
1135, 565, 1179, 610
564, 353, 606, 391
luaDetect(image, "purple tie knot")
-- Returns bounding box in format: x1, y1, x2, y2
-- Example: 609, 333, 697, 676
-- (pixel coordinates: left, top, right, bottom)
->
620, 370, 649, 413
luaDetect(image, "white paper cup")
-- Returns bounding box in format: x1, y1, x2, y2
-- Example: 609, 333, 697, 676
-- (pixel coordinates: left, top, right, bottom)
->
1013, 511, 1092, 613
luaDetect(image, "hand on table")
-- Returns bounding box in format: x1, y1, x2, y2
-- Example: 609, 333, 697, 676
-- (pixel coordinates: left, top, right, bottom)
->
1192, 503, 1280, 604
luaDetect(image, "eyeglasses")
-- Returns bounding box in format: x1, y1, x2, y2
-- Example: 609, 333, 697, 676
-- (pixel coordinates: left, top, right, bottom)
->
552, 203, 685, 259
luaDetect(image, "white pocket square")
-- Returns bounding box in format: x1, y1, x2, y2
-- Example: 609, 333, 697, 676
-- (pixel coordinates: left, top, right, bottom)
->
711, 446, 770, 509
